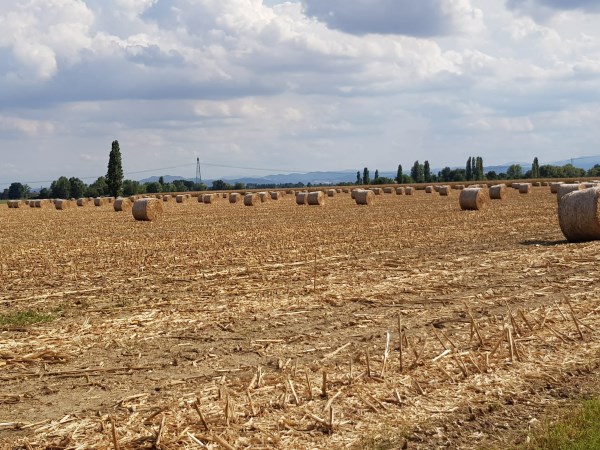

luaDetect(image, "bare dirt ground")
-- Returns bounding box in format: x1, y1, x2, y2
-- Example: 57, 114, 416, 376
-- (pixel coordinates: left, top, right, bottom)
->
1, 187, 599, 449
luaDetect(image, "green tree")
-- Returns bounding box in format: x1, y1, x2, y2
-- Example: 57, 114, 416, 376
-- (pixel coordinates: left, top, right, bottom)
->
486, 171, 498, 180
86, 176, 108, 197
477, 157, 484, 180
395, 164, 403, 183
411, 161, 424, 183
374, 169, 379, 181
233, 182, 245, 190
69, 177, 86, 198
587, 164, 600, 177
423, 160, 431, 183
466, 157, 472, 181
123, 179, 141, 196
363, 167, 370, 185
106, 140, 124, 197
212, 180, 231, 190
356, 171, 361, 184
38, 187, 50, 199
158, 176, 164, 185
145, 182, 162, 193
532, 157, 540, 179
506, 164, 523, 179
50, 176, 71, 199
8, 182, 28, 199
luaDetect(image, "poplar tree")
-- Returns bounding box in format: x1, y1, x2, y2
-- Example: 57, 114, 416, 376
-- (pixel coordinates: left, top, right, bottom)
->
106, 140, 124, 197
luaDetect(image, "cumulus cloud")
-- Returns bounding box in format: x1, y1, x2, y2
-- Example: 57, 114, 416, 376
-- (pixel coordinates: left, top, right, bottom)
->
300, 0, 483, 37
506, 0, 600, 20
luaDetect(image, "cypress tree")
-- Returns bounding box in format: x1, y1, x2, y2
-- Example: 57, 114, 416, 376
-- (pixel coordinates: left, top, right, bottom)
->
466, 157, 472, 181
424, 160, 431, 183
363, 167, 370, 185
356, 171, 361, 184
106, 140, 124, 197
396, 164, 403, 184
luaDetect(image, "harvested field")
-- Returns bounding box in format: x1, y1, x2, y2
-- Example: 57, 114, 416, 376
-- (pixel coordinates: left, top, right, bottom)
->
1, 187, 600, 449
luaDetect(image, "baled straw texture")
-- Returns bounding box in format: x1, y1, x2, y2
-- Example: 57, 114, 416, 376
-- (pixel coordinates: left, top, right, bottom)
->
132, 198, 163, 221
270, 191, 281, 200
55, 199, 73, 210
557, 184, 583, 203
258, 192, 270, 203
94, 197, 107, 207
438, 185, 450, 196
454, 184, 465, 190
425, 186, 434, 193
372, 187, 382, 195
519, 183, 532, 194
175, 195, 186, 203
202, 194, 215, 204
76, 198, 88, 207
459, 187, 489, 210
558, 187, 600, 242
296, 192, 309, 205
533, 182, 542, 187
355, 189, 374, 205
244, 193, 259, 206
512, 183, 522, 190
163, 195, 171, 202
222, 193, 228, 199
550, 182, 564, 194
383, 187, 394, 194
489, 184, 507, 200
327, 189, 336, 197
395, 187, 405, 195
229, 193, 241, 204
351, 189, 358, 199
405, 187, 414, 195
114, 198, 132, 212
307, 191, 325, 206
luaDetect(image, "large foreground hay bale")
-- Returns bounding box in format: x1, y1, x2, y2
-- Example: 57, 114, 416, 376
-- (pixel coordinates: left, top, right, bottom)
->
114, 198, 132, 212
557, 184, 583, 203
489, 184, 507, 200
558, 187, 600, 242
244, 193, 259, 206
229, 193, 241, 203
519, 183, 532, 194
132, 198, 163, 221
308, 191, 325, 206
296, 192, 309, 205
459, 188, 489, 210
30, 200, 36, 208
355, 190, 374, 206
405, 187, 414, 195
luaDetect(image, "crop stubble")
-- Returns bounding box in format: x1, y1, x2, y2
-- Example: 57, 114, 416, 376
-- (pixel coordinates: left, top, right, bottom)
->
1, 188, 599, 449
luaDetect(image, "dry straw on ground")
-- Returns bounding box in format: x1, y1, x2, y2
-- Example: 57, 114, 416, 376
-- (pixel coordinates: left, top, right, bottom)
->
558, 187, 600, 242
459, 187, 489, 210
132, 198, 163, 221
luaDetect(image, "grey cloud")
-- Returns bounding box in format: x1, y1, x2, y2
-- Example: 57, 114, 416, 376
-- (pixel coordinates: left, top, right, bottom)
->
506, 0, 600, 19
300, 0, 472, 37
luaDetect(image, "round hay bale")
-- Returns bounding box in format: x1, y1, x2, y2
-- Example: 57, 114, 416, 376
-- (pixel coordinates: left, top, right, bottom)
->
7, 200, 21, 208
30, 200, 36, 208
405, 187, 414, 195
342, 188, 350, 194
372, 188, 382, 195
550, 182, 564, 194
163, 195, 171, 202
459, 188, 489, 210
229, 193, 241, 203
114, 198, 132, 212
489, 184, 507, 200
327, 189, 336, 197
454, 185, 465, 190
355, 189, 374, 206
244, 193, 259, 206
351, 189, 359, 200
286, 190, 295, 195
438, 186, 451, 196
258, 192, 270, 203
518, 183, 532, 194
582, 182, 597, 189
132, 198, 163, 221
395, 187, 405, 195
222, 193, 228, 199
307, 191, 325, 206
511, 183, 521, 190
533, 181, 542, 187
296, 192, 309, 205
425, 186, 434, 193
176, 194, 186, 203
94, 197, 108, 207
202, 194, 215, 204
34, 200, 50, 208
107, 197, 115, 203
542, 181, 549, 186
558, 187, 600, 242
557, 184, 583, 203
383, 187, 394, 194
55, 199, 73, 210
7, 200, 14, 208
270, 191, 281, 200
336, 188, 342, 193
76, 198, 89, 207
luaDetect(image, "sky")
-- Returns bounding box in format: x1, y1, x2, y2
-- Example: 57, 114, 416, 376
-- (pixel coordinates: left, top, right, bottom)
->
2, 0, 600, 186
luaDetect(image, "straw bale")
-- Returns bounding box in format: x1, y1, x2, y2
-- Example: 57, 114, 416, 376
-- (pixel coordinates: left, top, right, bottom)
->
454, 184, 465, 190
342, 188, 350, 193
244, 193, 259, 206
76, 198, 89, 207
175, 194, 186, 203
258, 192, 270, 203
395, 187, 405, 195
107, 197, 115, 203
372, 188, 382, 195
405, 187, 414, 195
327, 189, 336, 197
34, 200, 51, 208
438, 185, 451, 196
558, 187, 600, 242
229, 193, 241, 203
519, 183, 532, 194
29, 200, 36, 208
55, 199, 73, 210
582, 182, 598, 188
355, 189, 374, 205
202, 194, 215, 204
383, 187, 394, 194
511, 183, 521, 190
94, 197, 107, 207
307, 191, 325, 206
542, 181, 549, 186
550, 182, 564, 194
489, 184, 507, 200
270, 191, 281, 200
222, 193, 228, 199
114, 198, 132, 212
296, 192, 309, 205
459, 188, 489, 210
351, 189, 358, 199
163, 195, 171, 202
557, 184, 583, 203
286, 190, 295, 195
533, 182, 542, 187
132, 198, 163, 221
336, 188, 342, 193
425, 186, 434, 193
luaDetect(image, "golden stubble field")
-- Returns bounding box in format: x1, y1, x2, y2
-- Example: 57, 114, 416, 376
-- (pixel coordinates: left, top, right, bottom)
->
1, 187, 599, 449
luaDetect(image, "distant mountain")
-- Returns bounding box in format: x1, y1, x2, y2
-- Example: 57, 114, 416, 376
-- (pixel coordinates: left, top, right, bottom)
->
139, 175, 191, 184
